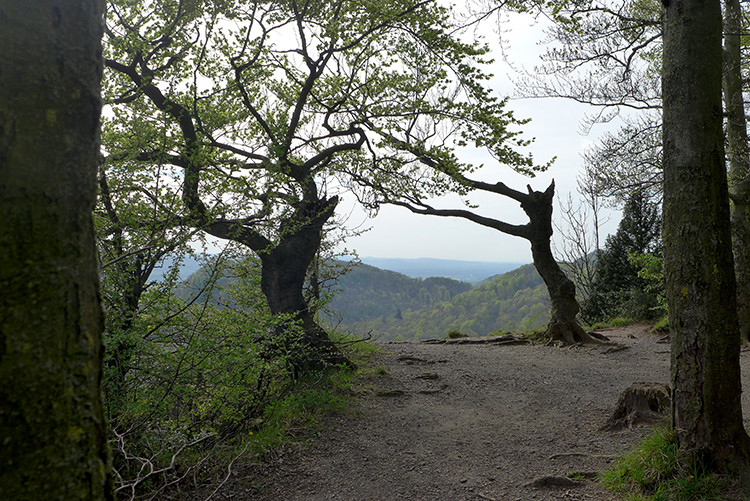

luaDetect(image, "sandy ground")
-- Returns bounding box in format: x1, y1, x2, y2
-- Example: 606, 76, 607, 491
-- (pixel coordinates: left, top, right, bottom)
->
208, 325, 750, 500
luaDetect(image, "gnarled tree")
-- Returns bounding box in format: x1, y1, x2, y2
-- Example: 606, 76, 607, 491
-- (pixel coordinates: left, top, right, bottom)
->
353, 119, 592, 343
103, 0, 536, 365
385, 179, 598, 344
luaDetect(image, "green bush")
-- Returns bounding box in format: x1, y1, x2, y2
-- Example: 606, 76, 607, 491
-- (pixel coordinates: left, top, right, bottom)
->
102, 256, 361, 498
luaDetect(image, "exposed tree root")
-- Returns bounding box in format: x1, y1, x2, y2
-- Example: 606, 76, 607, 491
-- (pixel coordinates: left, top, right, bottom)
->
423, 334, 528, 346
526, 475, 583, 489
546, 319, 604, 346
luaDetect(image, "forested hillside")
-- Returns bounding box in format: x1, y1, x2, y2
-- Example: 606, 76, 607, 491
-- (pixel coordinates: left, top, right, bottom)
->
322, 264, 473, 325
174, 260, 550, 341
325, 263, 549, 340
358, 257, 524, 283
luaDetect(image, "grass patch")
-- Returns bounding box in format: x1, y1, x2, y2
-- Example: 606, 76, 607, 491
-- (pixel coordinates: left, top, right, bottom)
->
239, 335, 380, 458
586, 317, 639, 330
601, 428, 733, 500
652, 315, 669, 334
245, 375, 351, 455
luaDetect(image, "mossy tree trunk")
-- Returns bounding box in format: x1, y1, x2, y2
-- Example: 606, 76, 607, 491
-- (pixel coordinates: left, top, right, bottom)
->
723, 0, 750, 343
662, 0, 750, 469
0, 0, 113, 498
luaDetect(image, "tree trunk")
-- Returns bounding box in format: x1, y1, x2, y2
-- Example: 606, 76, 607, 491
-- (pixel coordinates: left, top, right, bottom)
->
0, 0, 113, 498
257, 197, 351, 370
521, 184, 598, 344
723, 0, 750, 343
662, 0, 750, 469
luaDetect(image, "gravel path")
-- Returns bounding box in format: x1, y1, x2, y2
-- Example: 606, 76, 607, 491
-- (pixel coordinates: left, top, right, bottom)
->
218, 325, 750, 500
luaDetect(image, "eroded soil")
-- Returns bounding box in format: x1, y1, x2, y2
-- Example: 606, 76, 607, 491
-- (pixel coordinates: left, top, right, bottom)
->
209, 325, 750, 500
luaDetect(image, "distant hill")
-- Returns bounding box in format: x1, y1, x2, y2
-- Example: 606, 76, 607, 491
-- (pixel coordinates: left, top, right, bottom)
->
150, 254, 206, 282
322, 264, 473, 326
171, 257, 551, 342
326, 263, 550, 341
358, 257, 527, 284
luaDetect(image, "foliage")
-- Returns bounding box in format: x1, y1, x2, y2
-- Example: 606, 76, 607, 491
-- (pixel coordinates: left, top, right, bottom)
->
513, 0, 662, 112
447, 329, 469, 339
583, 190, 661, 322
100, 249, 380, 498
104, 255, 310, 498
101, 0, 542, 365
652, 315, 669, 334
602, 428, 732, 501
585, 316, 639, 330
630, 252, 666, 316
102, 0, 537, 256
242, 368, 355, 458
580, 112, 663, 206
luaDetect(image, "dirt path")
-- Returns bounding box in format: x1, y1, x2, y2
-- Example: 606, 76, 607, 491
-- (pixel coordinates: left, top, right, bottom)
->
223, 325, 750, 500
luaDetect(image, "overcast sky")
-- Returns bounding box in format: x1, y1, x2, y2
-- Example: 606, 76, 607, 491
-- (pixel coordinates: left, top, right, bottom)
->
337, 11, 625, 264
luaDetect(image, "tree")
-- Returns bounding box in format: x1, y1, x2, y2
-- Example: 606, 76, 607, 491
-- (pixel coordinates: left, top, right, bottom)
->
583, 189, 661, 322
662, 0, 750, 468
514, 0, 750, 342
103, 0, 533, 365
553, 176, 608, 306
378, 176, 597, 345
513, 0, 663, 113
579, 112, 663, 206
0, 0, 113, 498
723, 0, 750, 343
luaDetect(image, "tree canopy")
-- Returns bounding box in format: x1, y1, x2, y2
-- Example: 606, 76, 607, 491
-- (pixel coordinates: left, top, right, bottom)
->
102, 0, 540, 361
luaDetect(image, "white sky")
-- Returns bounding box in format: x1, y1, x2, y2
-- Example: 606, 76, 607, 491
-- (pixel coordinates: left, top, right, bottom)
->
337, 11, 625, 263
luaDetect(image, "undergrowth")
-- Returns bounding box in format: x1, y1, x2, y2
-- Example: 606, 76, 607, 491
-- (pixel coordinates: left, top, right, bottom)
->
586, 316, 639, 330
652, 315, 669, 334
601, 428, 735, 501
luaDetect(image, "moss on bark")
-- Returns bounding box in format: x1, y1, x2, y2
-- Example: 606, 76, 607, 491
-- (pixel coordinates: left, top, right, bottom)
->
0, 1, 113, 498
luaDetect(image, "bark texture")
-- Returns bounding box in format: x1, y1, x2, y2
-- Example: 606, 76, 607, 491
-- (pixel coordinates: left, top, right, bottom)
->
723, 0, 750, 343
256, 197, 352, 369
0, 0, 113, 498
662, 0, 750, 468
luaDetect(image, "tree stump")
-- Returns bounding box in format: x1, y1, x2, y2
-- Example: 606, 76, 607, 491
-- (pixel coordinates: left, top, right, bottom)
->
600, 382, 671, 431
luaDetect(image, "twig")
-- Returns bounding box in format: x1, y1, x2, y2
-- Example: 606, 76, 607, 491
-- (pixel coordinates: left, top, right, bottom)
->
204, 441, 251, 500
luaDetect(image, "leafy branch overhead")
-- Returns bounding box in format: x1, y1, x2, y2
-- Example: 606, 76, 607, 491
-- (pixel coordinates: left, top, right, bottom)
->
103, 0, 542, 236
